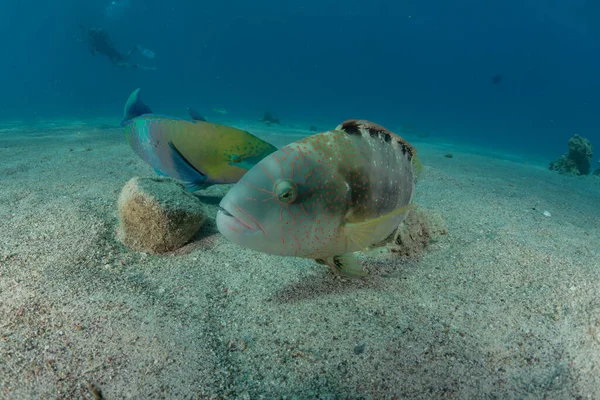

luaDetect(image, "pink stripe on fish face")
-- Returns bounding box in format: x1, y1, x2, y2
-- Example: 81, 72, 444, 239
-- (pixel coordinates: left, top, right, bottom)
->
219, 126, 414, 259
235, 203, 268, 235
220, 139, 348, 257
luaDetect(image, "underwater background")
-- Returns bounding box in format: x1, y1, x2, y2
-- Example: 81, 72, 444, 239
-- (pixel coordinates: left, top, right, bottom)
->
3, 1, 600, 398
1, 0, 599, 159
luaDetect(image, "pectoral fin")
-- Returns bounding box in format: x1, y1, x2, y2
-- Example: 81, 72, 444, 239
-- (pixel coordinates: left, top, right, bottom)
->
136, 45, 156, 59
412, 155, 423, 181
167, 141, 208, 191
344, 203, 416, 252
316, 254, 368, 278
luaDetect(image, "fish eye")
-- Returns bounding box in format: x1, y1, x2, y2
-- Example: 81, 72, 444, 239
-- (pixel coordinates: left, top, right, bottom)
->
275, 179, 298, 203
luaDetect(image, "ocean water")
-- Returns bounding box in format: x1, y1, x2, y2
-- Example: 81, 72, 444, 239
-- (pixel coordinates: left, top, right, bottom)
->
2, 0, 600, 158
2, 0, 600, 398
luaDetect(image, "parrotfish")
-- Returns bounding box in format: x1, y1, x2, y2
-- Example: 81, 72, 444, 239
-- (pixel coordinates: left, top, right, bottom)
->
120, 88, 277, 191
216, 120, 417, 277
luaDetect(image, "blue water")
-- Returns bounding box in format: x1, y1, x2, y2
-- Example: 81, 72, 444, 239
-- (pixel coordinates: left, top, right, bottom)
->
1, 0, 599, 160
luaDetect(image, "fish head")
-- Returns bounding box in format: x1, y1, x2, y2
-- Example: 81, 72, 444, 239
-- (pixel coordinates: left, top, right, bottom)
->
224, 137, 278, 172
216, 143, 349, 257
195, 124, 277, 184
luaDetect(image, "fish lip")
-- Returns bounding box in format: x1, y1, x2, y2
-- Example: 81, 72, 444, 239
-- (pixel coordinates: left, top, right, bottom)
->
217, 204, 258, 234
217, 206, 233, 217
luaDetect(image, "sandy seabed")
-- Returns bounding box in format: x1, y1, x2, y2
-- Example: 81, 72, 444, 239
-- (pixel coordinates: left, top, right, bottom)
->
1, 119, 599, 399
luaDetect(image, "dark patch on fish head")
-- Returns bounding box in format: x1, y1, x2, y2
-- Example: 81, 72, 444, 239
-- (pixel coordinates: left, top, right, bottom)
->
336, 119, 417, 160
338, 120, 361, 135
339, 165, 373, 223
217, 146, 346, 256
365, 124, 391, 140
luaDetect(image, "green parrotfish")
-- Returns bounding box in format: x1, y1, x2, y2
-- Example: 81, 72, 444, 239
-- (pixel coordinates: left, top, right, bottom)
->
120, 88, 277, 191
216, 120, 417, 277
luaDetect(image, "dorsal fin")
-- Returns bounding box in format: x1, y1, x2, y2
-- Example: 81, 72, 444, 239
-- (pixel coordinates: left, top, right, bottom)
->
336, 119, 416, 160
121, 88, 152, 125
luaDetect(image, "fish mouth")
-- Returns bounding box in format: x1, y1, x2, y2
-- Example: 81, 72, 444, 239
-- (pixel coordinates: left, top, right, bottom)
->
218, 206, 233, 217
216, 204, 258, 234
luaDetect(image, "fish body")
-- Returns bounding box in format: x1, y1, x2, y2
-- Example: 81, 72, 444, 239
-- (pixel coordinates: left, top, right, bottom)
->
121, 89, 277, 190
216, 120, 416, 276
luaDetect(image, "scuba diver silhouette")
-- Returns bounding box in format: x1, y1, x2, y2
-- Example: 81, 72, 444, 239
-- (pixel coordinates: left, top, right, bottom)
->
79, 26, 156, 70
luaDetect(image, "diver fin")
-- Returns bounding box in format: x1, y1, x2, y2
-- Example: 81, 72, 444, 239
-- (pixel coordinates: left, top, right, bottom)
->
135, 45, 156, 59
187, 107, 207, 122
167, 141, 208, 191
316, 254, 368, 278
344, 203, 416, 252
122, 88, 153, 125
135, 65, 158, 71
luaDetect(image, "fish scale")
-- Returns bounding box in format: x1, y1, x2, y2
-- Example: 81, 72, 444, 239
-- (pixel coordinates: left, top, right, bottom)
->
121, 88, 277, 191
217, 120, 416, 277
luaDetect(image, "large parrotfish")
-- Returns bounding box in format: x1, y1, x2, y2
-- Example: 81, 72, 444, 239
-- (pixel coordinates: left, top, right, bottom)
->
216, 120, 417, 277
120, 88, 277, 191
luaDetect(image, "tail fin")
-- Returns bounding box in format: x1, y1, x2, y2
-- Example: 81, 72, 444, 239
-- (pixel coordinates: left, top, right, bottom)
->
121, 88, 152, 125
135, 45, 155, 59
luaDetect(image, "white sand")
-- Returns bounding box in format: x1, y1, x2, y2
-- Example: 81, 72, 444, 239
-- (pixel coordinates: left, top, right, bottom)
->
1, 120, 599, 399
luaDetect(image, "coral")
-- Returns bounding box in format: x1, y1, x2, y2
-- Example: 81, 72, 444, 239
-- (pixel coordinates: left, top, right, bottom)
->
549, 134, 593, 175
388, 206, 447, 258
116, 177, 207, 254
